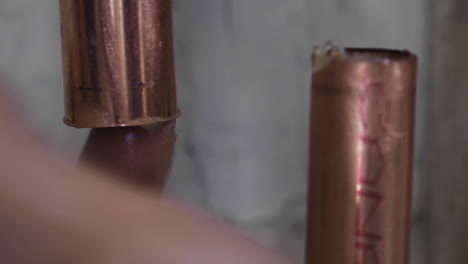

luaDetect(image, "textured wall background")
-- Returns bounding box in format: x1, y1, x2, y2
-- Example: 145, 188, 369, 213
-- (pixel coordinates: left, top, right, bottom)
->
427, 1, 468, 263
0, 0, 453, 263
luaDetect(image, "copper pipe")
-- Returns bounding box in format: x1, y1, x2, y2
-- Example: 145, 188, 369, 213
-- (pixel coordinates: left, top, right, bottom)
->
60, 0, 179, 188
306, 45, 417, 264
80, 121, 176, 189
59, 0, 179, 128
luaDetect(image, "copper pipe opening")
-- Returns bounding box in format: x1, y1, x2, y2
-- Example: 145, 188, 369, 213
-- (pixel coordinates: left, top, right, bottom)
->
345, 48, 413, 59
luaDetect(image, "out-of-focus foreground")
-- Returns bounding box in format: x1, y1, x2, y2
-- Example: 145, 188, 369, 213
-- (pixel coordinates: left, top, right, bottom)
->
0, 0, 465, 263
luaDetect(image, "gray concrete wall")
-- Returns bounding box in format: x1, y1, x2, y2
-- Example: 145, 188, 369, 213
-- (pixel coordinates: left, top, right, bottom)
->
427, 1, 468, 263
0, 0, 437, 263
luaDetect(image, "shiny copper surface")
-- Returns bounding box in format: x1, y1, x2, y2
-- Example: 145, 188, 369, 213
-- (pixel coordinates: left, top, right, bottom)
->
306, 47, 417, 264
80, 121, 176, 189
59, 0, 179, 128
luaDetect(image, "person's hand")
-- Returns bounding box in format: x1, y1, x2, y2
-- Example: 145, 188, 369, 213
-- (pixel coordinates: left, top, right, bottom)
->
0, 81, 295, 264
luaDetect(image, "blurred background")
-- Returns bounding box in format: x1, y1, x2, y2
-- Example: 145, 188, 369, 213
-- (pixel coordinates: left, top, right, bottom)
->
0, 0, 466, 263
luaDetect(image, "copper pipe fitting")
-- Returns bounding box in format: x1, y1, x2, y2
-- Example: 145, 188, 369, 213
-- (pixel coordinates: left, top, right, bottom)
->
306, 45, 417, 264
59, 0, 179, 128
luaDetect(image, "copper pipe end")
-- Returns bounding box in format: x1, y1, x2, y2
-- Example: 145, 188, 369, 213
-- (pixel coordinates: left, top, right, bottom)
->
306, 44, 417, 264
80, 121, 176, 189
59, 0, 179, 128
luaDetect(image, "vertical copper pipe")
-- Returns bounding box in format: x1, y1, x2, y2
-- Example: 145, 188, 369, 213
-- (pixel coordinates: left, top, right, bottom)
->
306, 46, 417, 264
80, 121, 176, 189
59, 0, 179, 188
59, 0, 179, 128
